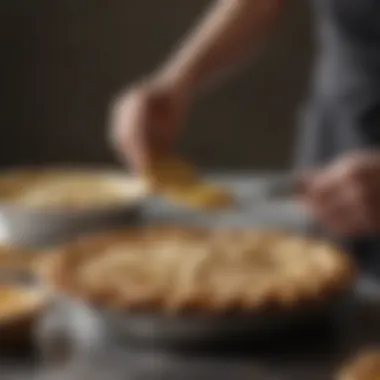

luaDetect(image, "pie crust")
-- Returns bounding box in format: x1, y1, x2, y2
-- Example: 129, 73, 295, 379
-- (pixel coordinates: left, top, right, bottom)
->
338, 350, 380, 380
0, 244, 39, 273
40, 227, 356, 314
0, 285, 45, 322
0, 169, 147, 210
0, 284, 48, 345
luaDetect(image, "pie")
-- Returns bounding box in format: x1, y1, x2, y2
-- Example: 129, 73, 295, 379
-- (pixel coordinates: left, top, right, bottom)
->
0, 246, 49, 342
144, 157, 234, 211
0, 285, 46, 322
338, 350, 380, 380
0, 244, 39, 273
0, 284, 48, 345
40, 227, 356, 314
0, 168, 147, 210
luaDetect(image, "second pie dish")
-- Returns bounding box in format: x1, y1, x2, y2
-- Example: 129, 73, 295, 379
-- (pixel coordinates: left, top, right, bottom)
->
0, 167, 147, 246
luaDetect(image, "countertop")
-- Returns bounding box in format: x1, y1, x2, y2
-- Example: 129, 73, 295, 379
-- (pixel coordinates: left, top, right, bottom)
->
1, 174, 380, 380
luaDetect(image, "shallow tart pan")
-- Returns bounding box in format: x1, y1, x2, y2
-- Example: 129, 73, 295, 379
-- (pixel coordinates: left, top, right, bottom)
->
0, 166, 147, 247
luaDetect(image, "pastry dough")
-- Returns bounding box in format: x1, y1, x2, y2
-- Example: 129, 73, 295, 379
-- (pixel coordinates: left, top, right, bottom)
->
145, 157, 234, 210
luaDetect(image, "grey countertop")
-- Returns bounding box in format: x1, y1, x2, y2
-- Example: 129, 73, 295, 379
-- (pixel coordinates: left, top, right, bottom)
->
1, 174, 380, 380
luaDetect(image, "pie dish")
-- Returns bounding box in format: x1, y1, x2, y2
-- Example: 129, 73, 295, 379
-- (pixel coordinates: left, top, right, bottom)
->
0, 283, 48, 345
338, 350, 380, 380
39, 227, 356, 315
0, 245, 49, 344
0, 168, 147, 211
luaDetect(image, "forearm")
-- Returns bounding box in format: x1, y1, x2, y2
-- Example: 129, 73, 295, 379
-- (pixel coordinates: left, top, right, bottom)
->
156, 0, 284, 95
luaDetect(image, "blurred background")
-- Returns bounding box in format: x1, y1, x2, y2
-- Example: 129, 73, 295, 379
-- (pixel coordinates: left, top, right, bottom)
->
0, 0, 313, 170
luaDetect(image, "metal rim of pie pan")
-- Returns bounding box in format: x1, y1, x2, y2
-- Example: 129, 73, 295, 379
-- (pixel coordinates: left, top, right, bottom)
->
50, 291, 354, 350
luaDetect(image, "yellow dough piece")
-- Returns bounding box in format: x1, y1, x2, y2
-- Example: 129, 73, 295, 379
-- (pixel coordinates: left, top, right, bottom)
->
163, 183, 234, 211
145, 156, 234, 211
145, 157, 197, 188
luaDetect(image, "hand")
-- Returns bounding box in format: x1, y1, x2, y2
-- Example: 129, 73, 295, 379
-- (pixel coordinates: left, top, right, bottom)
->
109, 77, 190, 172
302, 151, 380, 237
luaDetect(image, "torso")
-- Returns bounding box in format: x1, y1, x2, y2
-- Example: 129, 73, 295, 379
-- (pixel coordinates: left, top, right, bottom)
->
296, 0, 380, 169
296, 0, 380, 275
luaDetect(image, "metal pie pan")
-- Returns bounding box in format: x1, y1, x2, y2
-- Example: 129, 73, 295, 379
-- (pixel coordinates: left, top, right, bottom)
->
0, 166, 146, 247
0, 275, 51, 349
56, 291, 354, 350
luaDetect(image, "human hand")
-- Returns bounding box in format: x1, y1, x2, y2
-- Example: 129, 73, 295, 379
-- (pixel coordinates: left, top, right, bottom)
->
109, 77, 190, 172
302, 151, 380, 237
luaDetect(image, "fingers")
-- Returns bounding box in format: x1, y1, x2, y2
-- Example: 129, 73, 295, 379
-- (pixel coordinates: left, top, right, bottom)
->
110, 86, 158, 172
110, 94, 145, 172
303, 157, 380, 237
306, 183, 370, 236
109, 82, 182, 173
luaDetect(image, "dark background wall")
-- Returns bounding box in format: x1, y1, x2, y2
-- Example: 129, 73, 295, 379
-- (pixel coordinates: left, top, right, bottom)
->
0, 0, 313, 170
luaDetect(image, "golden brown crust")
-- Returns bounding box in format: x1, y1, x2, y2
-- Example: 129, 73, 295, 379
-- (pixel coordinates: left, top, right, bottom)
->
40, 227, 356, 315
338, 350, 380, 380
0, 244, 41, 273
0, 285, 45, 320
0, 284, 49, 345
0, 168, 147, 210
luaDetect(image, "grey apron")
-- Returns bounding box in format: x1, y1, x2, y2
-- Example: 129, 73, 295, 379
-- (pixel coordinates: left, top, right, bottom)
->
296, 0, 380, 276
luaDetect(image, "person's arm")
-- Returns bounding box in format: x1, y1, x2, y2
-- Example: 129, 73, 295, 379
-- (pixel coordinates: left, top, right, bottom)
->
156, 0, 284, 94
111, 0, 285, 170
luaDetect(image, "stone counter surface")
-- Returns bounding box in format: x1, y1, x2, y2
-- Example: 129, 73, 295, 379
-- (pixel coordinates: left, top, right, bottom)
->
0, 175, 379, 380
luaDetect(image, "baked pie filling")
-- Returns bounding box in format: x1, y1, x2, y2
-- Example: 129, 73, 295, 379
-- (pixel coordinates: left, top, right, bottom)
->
42, 227, 356, 314
338, 350, 380, 380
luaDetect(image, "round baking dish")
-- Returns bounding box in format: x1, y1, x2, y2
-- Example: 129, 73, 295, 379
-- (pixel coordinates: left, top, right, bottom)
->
0, 166, 147, 247
0, 277, 50, 349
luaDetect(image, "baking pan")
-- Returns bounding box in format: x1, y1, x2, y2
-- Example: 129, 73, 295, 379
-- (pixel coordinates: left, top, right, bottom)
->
0, 166, 146, 248
44, 291, 353, 351
0, 275, 50, 350
104, 298, 352, 348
